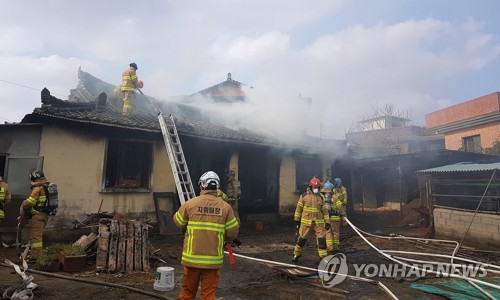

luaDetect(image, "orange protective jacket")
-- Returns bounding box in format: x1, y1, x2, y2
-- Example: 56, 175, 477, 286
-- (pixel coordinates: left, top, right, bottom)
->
22, 179, 50, 215
294, 190, 329, 226
173, 190, 239, 269
121, 67, 139, 92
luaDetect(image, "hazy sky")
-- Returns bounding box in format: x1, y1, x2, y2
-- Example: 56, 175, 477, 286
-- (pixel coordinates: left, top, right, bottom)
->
1, 0, 499, 139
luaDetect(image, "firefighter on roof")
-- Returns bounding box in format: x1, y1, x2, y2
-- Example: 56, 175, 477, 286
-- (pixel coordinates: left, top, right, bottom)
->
120, 62, 143, 116
21, 170, 50, 259
292, 176, 330, 262
173, 171, 239, 300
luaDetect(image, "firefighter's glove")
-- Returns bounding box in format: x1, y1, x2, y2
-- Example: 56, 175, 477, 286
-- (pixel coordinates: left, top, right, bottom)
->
295, 221, 301, 231
325, 223, 331, 230
233, 239, 242, 248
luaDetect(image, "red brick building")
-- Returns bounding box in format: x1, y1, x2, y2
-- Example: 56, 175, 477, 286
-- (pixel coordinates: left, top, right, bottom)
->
426, 92, 500, 153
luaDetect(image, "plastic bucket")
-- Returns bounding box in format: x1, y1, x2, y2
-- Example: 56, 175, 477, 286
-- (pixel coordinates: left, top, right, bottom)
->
154, 267, 175, 291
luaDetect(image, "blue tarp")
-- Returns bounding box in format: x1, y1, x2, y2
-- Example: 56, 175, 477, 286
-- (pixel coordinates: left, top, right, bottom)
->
411, 278, 500, 300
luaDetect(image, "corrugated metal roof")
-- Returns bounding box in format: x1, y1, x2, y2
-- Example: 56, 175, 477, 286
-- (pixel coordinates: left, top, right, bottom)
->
416, 161, 500, 173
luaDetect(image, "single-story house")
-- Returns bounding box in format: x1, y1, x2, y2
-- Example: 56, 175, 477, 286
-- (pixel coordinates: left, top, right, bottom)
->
0, 69, 345, 237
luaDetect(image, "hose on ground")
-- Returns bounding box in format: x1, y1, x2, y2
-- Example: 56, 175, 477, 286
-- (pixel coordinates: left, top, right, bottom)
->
0, 263, 176, 300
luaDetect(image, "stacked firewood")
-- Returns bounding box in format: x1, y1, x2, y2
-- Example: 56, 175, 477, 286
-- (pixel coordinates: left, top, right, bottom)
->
96, 218, 150, 273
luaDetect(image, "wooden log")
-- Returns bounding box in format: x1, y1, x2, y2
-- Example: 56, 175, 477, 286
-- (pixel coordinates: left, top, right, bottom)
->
117, 221, 127, 273
126, 221, 135, 273
141, 224, 150, 271
96, 220, 110, 271
134, 222, 142, 272
108, 219, 119, 272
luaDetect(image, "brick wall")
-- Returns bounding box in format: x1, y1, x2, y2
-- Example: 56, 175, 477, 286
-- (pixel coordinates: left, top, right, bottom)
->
426, 92, 500, 129
434, 208, 500, 247
445, 124, 500, 150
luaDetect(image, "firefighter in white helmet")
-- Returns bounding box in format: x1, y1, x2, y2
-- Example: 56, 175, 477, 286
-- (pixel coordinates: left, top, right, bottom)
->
174, 171, 239, 300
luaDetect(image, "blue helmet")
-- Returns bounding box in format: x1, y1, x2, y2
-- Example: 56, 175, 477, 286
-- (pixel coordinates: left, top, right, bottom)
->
324, 181, 334, 190
333, 178, 342, 186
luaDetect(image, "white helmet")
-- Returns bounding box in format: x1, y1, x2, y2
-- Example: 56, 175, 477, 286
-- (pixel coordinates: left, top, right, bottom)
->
198, 171, 220, 189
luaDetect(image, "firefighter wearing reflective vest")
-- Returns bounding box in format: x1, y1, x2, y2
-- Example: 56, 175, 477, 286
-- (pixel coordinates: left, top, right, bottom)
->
292, 177, 330, 262
224, 170, 240, 223
0, 176, 12, 222
321, 180, 341, 252
21, 170, 50, 259
120, 62, 143, 116
333, 178, 348, 226
173, 171, 239, 300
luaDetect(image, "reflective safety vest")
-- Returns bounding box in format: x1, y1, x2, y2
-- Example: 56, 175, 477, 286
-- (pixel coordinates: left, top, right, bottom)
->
23, 180, 49, 215
121, 67, 138, 92
332, 186, 347, 218
0, 182, 11, 218
173, 190, 239, 269
294, 191, 329, 226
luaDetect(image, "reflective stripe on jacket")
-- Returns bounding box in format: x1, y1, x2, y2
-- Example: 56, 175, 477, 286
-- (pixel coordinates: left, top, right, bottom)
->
294, 191, 329, 225
121, 67, 138, 92
173, 190, 239, 269
332, 186, 347, 205
22, 180, 49, 215
0, 182, 11, 218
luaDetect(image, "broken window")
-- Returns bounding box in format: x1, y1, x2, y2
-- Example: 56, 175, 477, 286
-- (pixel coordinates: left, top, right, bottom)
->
103, 140, 152, 191
462, 135, 481, 153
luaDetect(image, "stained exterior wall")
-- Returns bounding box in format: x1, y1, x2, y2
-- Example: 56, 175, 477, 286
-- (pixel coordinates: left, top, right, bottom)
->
39, 126, 174, 231
434, 208, 499, 247
444, 124, 500, 150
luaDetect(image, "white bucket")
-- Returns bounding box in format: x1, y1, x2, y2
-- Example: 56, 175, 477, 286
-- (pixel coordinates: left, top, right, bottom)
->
154, 266, 175, 291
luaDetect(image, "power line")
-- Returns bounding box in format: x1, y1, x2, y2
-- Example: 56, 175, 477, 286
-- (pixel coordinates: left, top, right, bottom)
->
0, 78, 67, 98
0, 115, 13, 122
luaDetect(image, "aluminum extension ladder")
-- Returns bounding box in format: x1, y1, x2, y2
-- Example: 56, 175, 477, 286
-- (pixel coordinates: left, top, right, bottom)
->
157, 113, 195, 205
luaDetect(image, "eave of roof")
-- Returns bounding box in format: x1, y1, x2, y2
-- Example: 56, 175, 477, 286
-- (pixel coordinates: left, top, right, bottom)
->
416, 161, 500, 173
427, 111, 500, 133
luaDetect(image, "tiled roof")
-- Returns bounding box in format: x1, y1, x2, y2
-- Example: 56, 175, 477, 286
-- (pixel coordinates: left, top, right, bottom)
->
416, 161, 500, 173
21, 68, 281, 145
192, 73, 247, 103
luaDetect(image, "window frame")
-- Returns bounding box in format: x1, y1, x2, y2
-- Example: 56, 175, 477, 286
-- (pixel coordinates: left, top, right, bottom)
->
462, 135, 482, 153
101, 139, 153, 193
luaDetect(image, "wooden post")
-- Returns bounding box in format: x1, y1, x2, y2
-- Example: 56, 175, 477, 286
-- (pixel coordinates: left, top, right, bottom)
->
117, 221, 127, 273
141, 224, 150, 271
108, 220, 119, 272
134, 222, 142, 271
96, 219, 110, 271
126, 221, 135, 272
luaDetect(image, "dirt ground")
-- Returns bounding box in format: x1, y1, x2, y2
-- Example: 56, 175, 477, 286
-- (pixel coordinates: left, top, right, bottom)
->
1, 211, 498, 299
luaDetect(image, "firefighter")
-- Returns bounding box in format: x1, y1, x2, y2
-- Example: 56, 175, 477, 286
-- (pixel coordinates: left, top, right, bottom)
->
224, 170, 240, 223
332, 178, 348, 226
321, 180, 341, 252
0, 176, 12, 223
120, 62, 143, 116
173, 171, 239, 300
20, 170, 50, 260
292, 177, 330, 263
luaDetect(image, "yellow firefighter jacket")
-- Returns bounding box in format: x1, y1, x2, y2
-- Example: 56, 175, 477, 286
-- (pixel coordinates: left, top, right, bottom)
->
22, 179, 49, 215
173, 190, 239, 269
294, 190, 329, 226
121, 67, 139, 92
0, 179, 12, 218
332, 186, 348, 218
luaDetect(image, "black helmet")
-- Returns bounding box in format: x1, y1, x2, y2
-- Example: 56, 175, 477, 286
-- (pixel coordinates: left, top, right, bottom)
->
30, 170, 45, 181
129, 62, 138, 70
